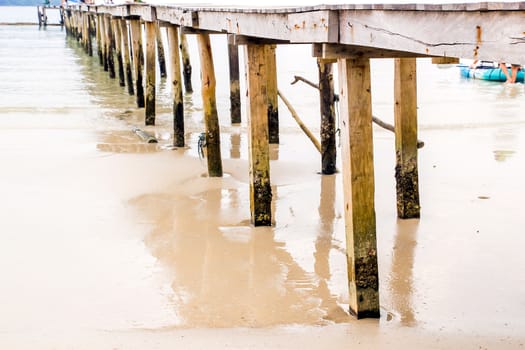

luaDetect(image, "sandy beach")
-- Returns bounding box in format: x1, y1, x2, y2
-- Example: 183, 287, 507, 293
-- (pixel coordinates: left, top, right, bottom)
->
1, 21, 525, 349
1, 101, 525, 349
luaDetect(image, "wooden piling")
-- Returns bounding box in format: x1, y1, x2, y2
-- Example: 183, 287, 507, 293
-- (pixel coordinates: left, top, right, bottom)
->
180, 33, 193, 94
266, 45, 279, 144
100, 14, 108, 71
318, 59, 337, 175
104, 15, 115, 78
130, 19, 145, 108
167, 25, 184, 147
337, 57, 380, 319
86, 14, 93, 57
145, 21, 156, 125
155, 22, 167, 78
81, 13, 88, 53
197, 33, 223, 177
246, 44, 272, 226
63, 9, 70, 36
111, 18, 126, 86
394, 58, 420, 219
96, 15, 103, 66
112, 18, 125, 87
227, 34, 241, 124
119, 19, 134, 95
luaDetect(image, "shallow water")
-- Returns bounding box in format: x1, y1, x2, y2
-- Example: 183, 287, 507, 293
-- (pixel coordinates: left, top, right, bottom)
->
1, 6, 525, 350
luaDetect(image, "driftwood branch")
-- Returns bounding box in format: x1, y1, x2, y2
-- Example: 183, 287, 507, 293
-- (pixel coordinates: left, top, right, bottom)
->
290, 75, 425, 148
278, 90, 322, 153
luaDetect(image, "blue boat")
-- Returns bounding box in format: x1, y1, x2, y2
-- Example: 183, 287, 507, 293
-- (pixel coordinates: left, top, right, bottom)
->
459, 64, 524, 83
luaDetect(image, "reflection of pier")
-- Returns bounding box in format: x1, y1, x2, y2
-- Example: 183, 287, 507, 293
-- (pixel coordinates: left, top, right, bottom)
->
60, 2, 524, 319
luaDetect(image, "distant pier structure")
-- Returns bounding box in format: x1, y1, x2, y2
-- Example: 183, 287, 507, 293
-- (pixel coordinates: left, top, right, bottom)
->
62, 2, 525, 319
37, 4, 64, 27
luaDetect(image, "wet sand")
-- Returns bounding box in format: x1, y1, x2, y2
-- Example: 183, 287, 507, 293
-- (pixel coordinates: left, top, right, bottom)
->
1, 100, 525, 350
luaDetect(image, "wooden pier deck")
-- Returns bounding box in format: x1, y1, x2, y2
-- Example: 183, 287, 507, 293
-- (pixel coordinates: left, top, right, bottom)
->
62, 2, 525, 319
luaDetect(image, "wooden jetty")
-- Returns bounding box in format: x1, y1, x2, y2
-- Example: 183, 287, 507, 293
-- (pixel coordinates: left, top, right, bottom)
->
37, 5, 64, 27
61, 2, 525, 319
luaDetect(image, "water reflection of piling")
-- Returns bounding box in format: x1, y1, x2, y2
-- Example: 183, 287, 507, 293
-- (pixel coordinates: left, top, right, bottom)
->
389, 219, 419, 326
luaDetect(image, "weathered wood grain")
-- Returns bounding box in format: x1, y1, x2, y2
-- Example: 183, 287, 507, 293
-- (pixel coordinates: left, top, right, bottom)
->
245, 44, 272, 226
394, 58, 420, 219
167, 25, 185, 147
338, 57, 379, 319
197, 33, 223, 177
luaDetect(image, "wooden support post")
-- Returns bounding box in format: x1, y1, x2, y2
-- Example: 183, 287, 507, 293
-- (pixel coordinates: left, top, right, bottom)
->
197, 33, 223, 177
337, 57, 380, 319
37, 6, 42, 27
59, 7, 64, 27
96, 15, 103, 66
100, 15, 108, 71
63, 9, 70, 35
227, 34, 241, 124
155, 22, 167, 78
266, 45, 279, 144
180, 33, 193, 94
145, 21, 156, 125
245, 44, 272, 226
167, 25, 184, 147
112, 18, 125, 87
318, 58, 337, 175
130, 19, 145, 108
42, 7, 47, 27
86, 14, 93, 56
81, 14, 88, 53
104, 15, 115, 78
119, 19, 134, 95
394, 58, 420, 219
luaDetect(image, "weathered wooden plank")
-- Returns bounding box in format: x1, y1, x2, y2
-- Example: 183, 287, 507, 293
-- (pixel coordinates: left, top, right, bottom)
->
318, 58, 336, 175
339, 9, 525, 64
227, 34, 241, 124
431, 56, 460, 64
288, 10, 338, 43
167, 25, 185, 147
266, 45, 279, 144
196, 11, 289, 41
312, 43, 428, 59
129, 4, 156, 22
104, 5, 128, 18
119, 19, 134, 95
337, 57, 379, 319
145, 21, 156, 125
197, 33, 223, 177
130, 19, 145, 108
394, 58, 420, 219
245, 44, 272, 226
155, 6, 194, 26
